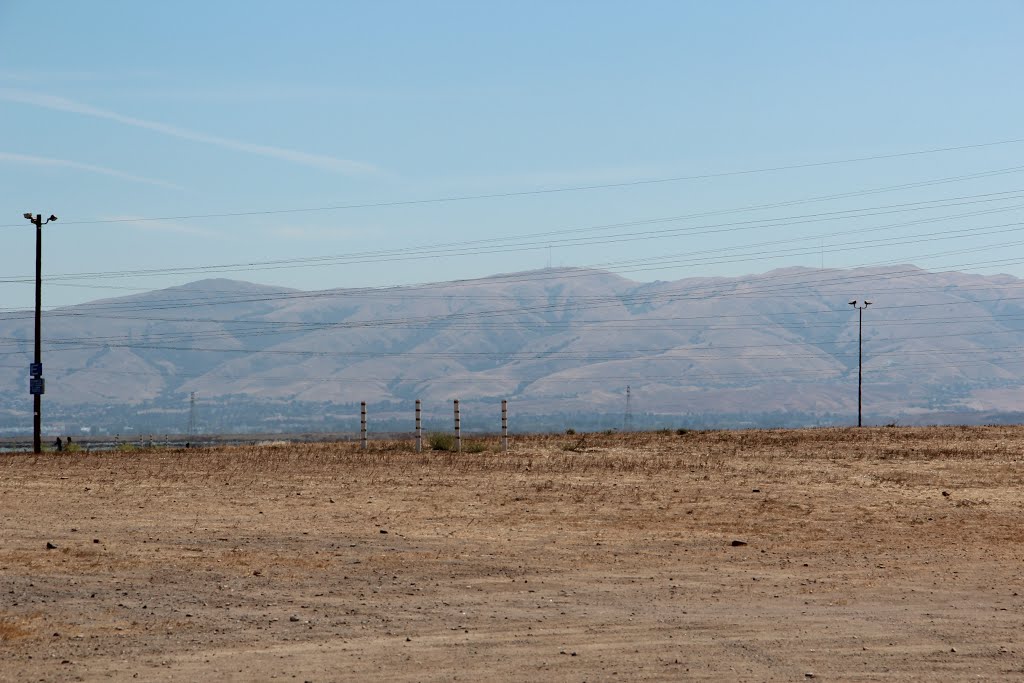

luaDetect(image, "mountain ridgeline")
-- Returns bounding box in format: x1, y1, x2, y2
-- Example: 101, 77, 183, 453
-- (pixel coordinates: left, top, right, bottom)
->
3, 265, 1024, 435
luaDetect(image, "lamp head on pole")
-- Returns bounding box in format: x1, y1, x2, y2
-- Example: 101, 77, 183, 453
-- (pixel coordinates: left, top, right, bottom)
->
848, 299, 857, 307
46, 215, 57, 223
864, 300, 872, 307
23, 212, 34, 221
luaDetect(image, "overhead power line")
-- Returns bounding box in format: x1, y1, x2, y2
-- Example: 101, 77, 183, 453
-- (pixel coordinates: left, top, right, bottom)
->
9, 307, 1024, 335
2, 137, 1021, 230
6, 189, 1022, 286
2, 351, 1024, 389
12, 249, 1023, 328
6, 327, 1024, 361
4, 171, 1023, 286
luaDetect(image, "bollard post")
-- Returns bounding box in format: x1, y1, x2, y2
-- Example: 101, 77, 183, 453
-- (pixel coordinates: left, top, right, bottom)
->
415, 399, 422, 452
501, 399, 508, 453
360, 401, 367, 450
454, 399, 461, 453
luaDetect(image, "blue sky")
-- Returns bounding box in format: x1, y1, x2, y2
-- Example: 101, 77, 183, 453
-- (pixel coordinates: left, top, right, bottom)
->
1, 1, 1022, 308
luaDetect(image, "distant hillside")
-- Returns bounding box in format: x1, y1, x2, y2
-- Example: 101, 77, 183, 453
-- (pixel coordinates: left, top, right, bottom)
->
2, 265, 1024, 434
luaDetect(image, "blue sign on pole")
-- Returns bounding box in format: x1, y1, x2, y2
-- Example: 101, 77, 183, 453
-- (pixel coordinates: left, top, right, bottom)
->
29, 377, 44, 395
29, 363, 42, 377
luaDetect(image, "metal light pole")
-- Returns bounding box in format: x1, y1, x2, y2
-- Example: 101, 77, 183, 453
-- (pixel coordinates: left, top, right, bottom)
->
23, 213, 57, 453
849, 299, 871, 427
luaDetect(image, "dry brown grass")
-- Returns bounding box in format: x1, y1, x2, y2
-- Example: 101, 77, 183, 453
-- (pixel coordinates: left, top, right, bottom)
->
2, 425, 1024, 681
0, 617, 34, 642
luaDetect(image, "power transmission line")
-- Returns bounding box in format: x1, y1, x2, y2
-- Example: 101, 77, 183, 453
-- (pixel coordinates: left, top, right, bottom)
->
19, 252, 1022, 324
3, 137, 1021, 230
4, 253, 1024, 349
6, 215, 1024, 329
4, 351, 1024, 388
2, 145, 1023, 415
4, 184, 1023, 286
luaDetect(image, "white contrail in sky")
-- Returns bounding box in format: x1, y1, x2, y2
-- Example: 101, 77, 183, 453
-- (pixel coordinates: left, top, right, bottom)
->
0, 88, 380, 175
99, 215, 217, 236
0, 151, 183, 189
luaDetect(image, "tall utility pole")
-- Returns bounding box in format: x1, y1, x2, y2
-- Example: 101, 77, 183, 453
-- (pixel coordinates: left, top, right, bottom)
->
23, 213, 57, 453
849, 299, 872, 427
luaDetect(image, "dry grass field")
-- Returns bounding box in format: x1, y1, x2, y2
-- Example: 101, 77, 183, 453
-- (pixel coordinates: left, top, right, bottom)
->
2, 426, 1024, 682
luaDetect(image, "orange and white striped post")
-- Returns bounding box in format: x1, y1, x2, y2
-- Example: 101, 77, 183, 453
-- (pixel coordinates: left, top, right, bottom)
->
415, 399, 422, 452
454, 399, 461, 453
360, 401, 367, 450
501, 399, 508, 452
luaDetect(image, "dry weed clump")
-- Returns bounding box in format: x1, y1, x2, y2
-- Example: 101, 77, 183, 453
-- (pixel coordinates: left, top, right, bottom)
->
0, 614, 36, 642
0, 621, 32, 642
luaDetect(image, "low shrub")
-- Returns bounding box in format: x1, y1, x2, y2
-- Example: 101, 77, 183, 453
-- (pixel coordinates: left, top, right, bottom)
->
428, 432, 456, 451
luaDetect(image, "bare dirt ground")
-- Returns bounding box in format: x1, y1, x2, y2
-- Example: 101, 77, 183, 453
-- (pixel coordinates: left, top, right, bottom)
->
2, 426, 1024, 682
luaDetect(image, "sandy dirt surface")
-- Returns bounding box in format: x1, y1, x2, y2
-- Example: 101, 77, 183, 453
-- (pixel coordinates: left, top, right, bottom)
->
2, 427, 1024, 682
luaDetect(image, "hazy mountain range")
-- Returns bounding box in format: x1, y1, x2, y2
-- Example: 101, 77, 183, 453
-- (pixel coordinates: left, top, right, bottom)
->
3, 264, 1024, 434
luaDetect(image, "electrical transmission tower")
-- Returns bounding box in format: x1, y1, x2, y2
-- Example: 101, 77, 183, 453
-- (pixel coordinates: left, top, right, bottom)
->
623, 385, 633, 431
187, 392, 196, 436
